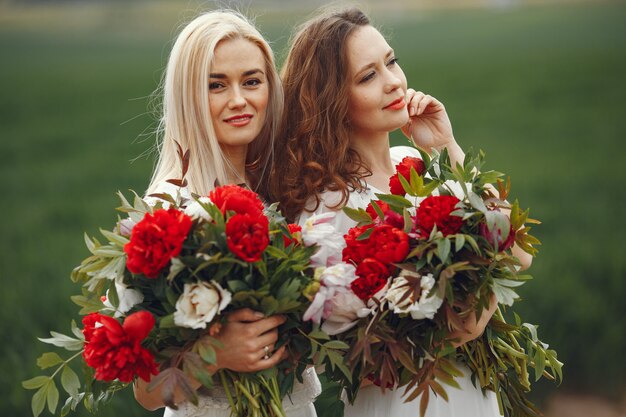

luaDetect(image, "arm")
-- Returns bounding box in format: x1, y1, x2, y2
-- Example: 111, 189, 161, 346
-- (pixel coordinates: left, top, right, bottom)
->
133, 309, 287, 411
401, 91, 532, 345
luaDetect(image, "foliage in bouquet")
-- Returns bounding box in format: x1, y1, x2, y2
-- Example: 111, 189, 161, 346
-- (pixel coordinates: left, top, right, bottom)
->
307, 147, 562, 417
23, 148, 335, 417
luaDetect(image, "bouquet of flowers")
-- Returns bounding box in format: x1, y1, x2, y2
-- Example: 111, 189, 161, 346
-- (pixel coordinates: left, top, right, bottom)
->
304, 146, 563, 417
23, 148, 336, 417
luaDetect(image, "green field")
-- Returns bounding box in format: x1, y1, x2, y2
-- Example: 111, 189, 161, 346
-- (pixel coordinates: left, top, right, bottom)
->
1, 2, 625, 416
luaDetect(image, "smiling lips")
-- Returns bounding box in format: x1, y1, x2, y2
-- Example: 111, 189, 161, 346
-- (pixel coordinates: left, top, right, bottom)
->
383, 98, 406, 111
224, 114, 253, 127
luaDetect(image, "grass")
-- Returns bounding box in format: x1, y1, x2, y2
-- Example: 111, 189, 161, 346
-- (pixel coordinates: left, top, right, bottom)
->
1, 1, 625, 416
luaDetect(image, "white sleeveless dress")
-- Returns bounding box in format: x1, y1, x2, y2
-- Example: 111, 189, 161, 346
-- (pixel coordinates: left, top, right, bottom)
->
297, 146, 501, 417
146, 183, 321, 417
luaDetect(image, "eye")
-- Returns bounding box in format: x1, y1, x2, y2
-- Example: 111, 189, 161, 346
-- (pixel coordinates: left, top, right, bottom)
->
244, 78, 262, 87
208, 81, 224, 90
387, 57, 399, 66
359, 72, 375, 84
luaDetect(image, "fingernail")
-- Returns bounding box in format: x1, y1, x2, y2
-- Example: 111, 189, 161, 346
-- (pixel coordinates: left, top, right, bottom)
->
254, 312, 265, 318
410, 106, 415, 116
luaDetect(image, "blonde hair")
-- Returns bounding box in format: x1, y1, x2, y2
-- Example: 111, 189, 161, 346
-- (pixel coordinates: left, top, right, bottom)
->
146, 10, 282, 196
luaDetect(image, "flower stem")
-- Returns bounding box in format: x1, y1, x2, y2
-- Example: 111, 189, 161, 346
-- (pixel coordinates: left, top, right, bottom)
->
50, 349, 84, 380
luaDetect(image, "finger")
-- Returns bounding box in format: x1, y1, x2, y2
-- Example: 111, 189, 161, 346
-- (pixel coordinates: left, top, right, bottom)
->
408, 91, 425, 116
250, 314, 287, 335
227, 308, 265, 323
419, 95, 445, 116
415, 94, 433, 116
256, 328, 280, 349
256, 343, 276, 361
253, 345, 287, 371
404, 89, 417, 114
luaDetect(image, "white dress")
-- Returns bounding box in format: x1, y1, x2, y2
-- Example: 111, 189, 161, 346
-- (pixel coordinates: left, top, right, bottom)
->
163, 367, 321, 417
298, 146, 501, 417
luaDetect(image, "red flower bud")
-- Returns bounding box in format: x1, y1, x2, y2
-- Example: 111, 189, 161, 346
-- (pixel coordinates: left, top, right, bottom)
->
389, 156, 426, 195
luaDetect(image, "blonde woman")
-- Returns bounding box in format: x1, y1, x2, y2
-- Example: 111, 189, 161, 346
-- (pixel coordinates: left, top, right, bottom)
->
134, 11, 320, 417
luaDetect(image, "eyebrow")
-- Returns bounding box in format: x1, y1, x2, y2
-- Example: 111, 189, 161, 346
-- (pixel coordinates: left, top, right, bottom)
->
355, 49, 395, 78
209, 69, 265, 79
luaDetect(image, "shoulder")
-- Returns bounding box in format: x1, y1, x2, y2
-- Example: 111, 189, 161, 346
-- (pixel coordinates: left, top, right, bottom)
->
390, 145, 422, 164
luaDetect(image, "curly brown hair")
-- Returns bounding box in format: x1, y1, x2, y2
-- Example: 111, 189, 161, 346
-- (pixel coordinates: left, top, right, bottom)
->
263, 8, 372, 222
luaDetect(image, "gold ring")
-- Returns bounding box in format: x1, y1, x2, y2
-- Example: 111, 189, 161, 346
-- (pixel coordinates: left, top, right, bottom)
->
263, 345, 270, 360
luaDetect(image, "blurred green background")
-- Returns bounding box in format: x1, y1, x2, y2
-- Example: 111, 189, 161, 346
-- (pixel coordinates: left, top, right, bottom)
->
1, 0, 625, 416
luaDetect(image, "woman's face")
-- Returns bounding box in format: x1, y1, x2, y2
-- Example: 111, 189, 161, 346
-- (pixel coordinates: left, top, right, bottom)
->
209, 38, 269, 152
345, 25, 408, 137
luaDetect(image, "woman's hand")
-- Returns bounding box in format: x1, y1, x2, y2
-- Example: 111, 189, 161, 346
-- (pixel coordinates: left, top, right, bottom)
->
448, 293, 498, 348
212, 308, 287, 373
401, 89, 455, 151
133, 308, 287, 411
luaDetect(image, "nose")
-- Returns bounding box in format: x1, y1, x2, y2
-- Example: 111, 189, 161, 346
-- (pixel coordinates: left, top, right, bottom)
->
228, 87, 246, 109
384, 68, 403, 94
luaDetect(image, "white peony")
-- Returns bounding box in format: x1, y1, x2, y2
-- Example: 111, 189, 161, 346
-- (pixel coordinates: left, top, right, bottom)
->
174, 280, 232, 329
184, 197, 213, 222
303, 263, 371, 335
385, 271, 443, 320
301, 213, 345, 267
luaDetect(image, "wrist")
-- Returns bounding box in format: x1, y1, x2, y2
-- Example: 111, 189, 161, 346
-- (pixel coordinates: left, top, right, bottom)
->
434, 136, 458, 152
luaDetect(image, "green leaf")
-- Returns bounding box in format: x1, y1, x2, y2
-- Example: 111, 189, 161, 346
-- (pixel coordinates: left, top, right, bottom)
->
534, 348, 546, 382
61, 366, 80, 397
342, 206, 372, 224
31, 385, 48, 417
198, 343, 217, 365
22, 376, 51, 390
323, 340, 350, 350
36, 352, 64, 370
99, 228, 129, 247
369, 200, 386, 221
70, 321, 83, 340
38, 332, 83, 351
491, 280, 519, 306
468, 192, 488, 214
265, 245, 288, 259
437, 238, 451, 262
376, 193, 413, 208
454, 234, 465, 252
46, 380, 59, 414
83, 233, 96, 254
309, 328, 331, 341
403, 209, 413, 234
398, 172, 413, 195
159, 314, 176, 329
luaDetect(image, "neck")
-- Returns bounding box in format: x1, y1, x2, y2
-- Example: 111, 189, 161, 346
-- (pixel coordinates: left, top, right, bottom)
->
350, 130, 394, 177
221, 144, 248, 185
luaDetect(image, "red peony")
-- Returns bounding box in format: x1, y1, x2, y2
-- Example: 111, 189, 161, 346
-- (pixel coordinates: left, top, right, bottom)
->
389, 156, 426, 196
283, 223, 302, 247
365, 201, 404, 229
351, 258, 390, 301
343, 224, 409, 265
342, 224, 375, 264
82, 311, 159, 383
226, 213, 269, 262
124, 208, 192, 278
415, 195, 463, 237
480, 212, 515, 252
209, 185, 264, 217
